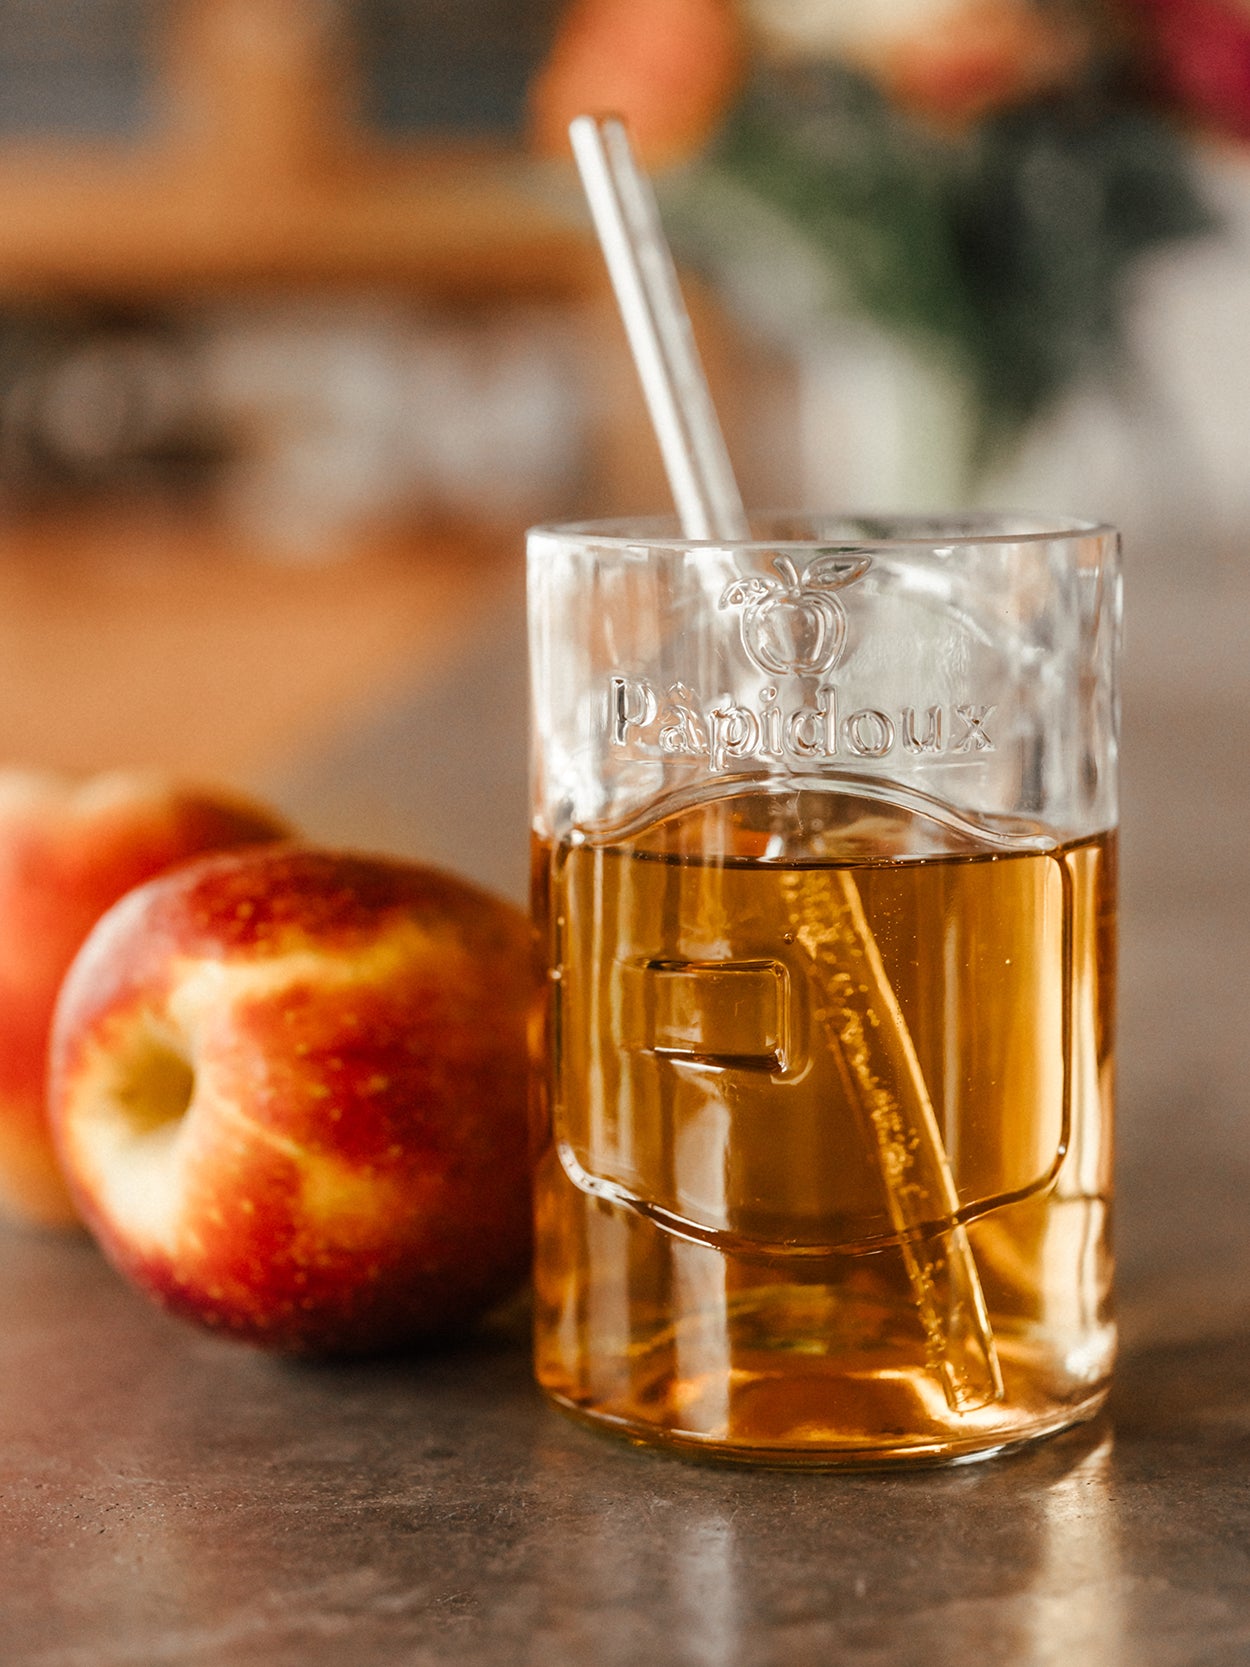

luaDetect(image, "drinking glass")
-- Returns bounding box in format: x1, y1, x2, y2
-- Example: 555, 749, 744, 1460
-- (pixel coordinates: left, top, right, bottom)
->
528, 512, 1119, 1466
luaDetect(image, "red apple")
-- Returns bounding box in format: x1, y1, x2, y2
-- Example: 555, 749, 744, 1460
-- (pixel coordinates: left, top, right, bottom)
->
47, 844, 533, 1356
0, 771, 290, 1228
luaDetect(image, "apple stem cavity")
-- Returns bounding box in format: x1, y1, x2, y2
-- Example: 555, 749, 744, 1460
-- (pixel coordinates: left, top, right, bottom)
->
113, 1033, 196, 1135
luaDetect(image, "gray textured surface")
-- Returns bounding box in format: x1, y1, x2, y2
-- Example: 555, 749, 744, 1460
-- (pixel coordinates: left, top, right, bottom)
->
4, 556, 1250, 1666
0, 1231, 1247, 1667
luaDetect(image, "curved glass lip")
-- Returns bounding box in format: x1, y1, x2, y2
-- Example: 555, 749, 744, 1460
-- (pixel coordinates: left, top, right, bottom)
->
528, 511, 1118, 551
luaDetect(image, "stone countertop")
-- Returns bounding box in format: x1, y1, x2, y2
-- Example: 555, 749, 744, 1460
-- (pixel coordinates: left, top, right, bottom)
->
4, 564, 1250, 1667
1, 1221, 1247, 1667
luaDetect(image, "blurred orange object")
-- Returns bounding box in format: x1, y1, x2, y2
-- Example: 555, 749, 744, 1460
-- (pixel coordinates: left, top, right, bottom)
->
529, 0, 745, 167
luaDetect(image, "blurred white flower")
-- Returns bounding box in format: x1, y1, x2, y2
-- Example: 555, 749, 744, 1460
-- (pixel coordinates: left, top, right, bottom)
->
744, 0, 1091, 125
745, 0, 971, 60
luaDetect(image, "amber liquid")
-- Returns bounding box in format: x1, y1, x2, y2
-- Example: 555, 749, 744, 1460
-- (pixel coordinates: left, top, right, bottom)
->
532, 788, 1115, 1465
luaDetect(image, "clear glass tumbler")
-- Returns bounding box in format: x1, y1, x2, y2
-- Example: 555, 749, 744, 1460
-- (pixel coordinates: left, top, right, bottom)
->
527, 514, 1119, 1466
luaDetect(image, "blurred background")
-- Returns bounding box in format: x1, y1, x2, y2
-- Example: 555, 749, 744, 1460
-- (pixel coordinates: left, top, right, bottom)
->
0, 0, 1246, 1332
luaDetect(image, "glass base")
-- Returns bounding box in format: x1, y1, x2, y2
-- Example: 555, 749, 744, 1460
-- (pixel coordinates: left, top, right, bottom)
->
541, 1384, 1110, 1471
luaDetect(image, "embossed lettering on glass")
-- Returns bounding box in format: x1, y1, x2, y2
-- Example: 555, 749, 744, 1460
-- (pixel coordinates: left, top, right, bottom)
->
528, 513, 1119, 1466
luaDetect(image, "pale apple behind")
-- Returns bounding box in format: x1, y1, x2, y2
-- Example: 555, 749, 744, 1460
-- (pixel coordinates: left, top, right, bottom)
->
0, 771, 289, 1228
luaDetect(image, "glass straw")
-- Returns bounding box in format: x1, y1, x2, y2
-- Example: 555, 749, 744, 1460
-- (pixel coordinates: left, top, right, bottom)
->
569, 113, 1002, 1412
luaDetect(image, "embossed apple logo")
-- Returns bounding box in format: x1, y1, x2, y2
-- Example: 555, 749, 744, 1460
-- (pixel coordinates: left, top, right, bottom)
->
720, 552, 870, 676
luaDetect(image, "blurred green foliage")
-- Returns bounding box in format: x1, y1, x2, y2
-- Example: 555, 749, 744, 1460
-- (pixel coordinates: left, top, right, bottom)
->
695, 66, 1217, 473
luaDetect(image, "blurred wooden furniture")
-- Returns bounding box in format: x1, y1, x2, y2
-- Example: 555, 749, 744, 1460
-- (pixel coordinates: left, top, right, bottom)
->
0, 0, 595, 302
0, 2, 581, 779
0, 505, 509, 779
0, 1, 793, 782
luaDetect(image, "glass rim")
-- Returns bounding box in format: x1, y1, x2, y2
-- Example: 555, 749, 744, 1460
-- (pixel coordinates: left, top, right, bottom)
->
527, 511, 1118, 552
